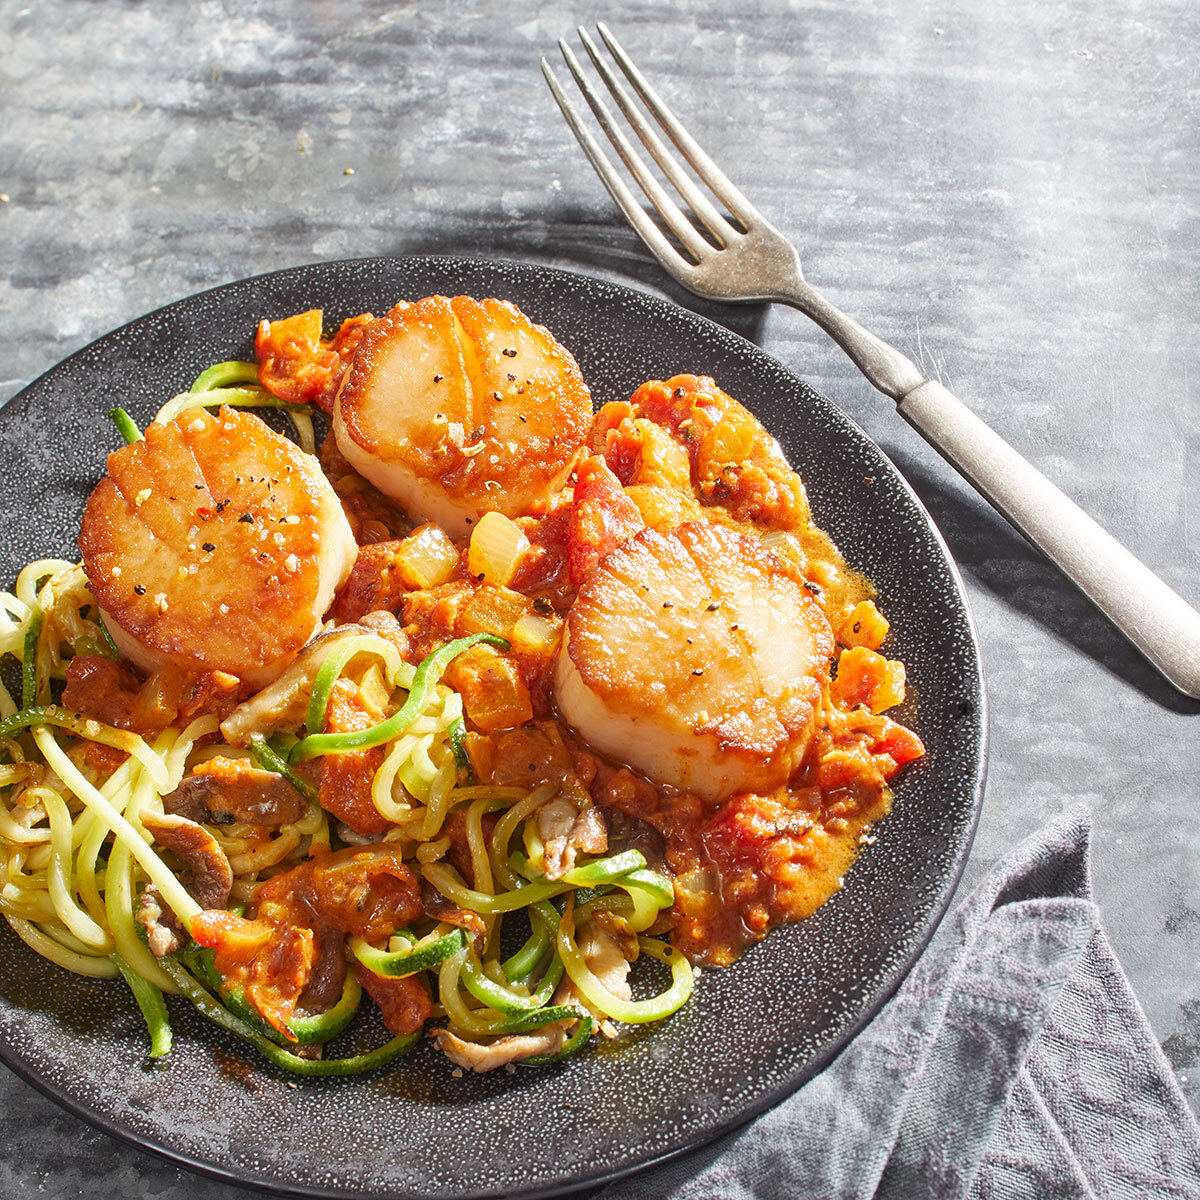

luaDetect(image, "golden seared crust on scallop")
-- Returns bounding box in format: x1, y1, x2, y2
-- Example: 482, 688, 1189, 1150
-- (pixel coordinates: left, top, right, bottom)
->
80, 407, 356, 688
554, 521, 835, 802
333, 295, 592, 537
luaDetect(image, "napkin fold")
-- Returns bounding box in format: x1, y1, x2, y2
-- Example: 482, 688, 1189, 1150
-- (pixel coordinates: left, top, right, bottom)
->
595, 809, 1200, 1200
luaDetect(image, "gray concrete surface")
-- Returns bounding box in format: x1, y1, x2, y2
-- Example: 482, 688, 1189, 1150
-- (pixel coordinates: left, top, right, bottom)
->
1, 0, 1197, 1195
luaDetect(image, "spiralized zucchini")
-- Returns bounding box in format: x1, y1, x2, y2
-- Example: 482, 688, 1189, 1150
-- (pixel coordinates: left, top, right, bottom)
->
0, 374, 693, 1076
154, 359, 317, 453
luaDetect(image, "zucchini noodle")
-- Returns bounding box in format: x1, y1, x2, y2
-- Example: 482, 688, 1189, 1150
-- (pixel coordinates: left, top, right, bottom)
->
0, 357, 695, 1079
148, 360, 317, 453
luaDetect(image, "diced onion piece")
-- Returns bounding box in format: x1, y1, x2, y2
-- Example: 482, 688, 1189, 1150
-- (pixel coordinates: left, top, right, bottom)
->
468, 512, 530, 587
459, 586, 530, 639
757, 529, 806, 571
395, 523, 460, 590
511, 613, 562, 654
357, 663, 392, 716
673, 864, 719, 906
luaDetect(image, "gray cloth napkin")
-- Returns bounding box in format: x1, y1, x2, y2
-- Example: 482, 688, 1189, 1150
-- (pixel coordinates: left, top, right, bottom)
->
594, 809, 1200, 1200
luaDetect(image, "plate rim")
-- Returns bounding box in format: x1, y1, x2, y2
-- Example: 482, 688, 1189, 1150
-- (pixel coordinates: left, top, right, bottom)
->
0, 253, 988, 1199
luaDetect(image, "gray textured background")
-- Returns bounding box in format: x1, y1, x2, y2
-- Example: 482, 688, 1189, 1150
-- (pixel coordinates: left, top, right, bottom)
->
1, 0, 1197, 1196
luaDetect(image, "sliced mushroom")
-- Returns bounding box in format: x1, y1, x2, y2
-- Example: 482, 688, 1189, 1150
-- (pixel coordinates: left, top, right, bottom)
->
432, 1024, 570, 1073
357, 609, 410, 650
334, 820, 385, 847
135, 885, 186, 957
140, 810, 233, 910
162, 758, 307, 827
571, 806, 607, 855
297, 919, 347, 1015
420, 877, 487, 944
553, 919, 633, 1038
603, 809, 668, 875
538, 797, 609, 880
577, 919, 632, 1002
219, 623, 398, 747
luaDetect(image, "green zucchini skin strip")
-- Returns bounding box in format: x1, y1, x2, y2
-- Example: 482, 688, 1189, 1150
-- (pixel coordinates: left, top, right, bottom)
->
460, 949, 564, 1014
0, 704, 123, 743
561, 849, 646, 888
160, 956, 420, 1075
511, 853, 673, 933
507, 849, 657, 908
513, 951, 564, 1008
112, 953, 172, 1058
304, 641, 361, 736
523, 1011, 594, 1065
178, 388, 314, 412
622, 867, 674, 907
577, 884, 661, 934
174, 942, 221, 990
108, 407, 143, 444
448, 717, 472, 778
249, 733, 317, 802
289, 633, 508, 763
350, 929, 464, 979
482, 1003, 587, 1038
621, 879, 674, 933
219, 986, 284, 1041
221, 972, 364, 1045
422, 862, 566, 914
187, 362, 313, 411
289, 972, 364, 1044
21, 606, 42, 709
501, 922, 553, 983
190, 361, 260, 392
557, 924, 694, 1025
509, 848, 646, 890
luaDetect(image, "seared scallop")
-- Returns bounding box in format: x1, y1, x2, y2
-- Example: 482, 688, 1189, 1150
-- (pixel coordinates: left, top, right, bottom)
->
554, 521, 835, 801
80, 407, 356, 689
333, 295, 592, 537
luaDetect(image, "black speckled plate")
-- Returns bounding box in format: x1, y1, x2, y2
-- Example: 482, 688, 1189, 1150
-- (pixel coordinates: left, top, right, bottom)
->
0, 257, 985, 1198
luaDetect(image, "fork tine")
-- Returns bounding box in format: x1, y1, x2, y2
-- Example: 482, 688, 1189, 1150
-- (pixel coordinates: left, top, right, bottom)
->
576, 26, 736, 246
542, 58, 696, 279
555, 40, 712, 262
595, 22, 759, 229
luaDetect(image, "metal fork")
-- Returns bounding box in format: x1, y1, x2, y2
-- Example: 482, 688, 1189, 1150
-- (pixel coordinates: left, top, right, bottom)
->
543, 24, 1200, 700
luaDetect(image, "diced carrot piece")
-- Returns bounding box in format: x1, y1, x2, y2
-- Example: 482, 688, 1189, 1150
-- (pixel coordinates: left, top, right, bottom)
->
839, 600, 889, 651
444, 645, 533, 733
831, 646, 906, 714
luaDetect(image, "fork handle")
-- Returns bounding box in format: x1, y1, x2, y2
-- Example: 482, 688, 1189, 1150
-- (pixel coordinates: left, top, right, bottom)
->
897, 379, 1200, 698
